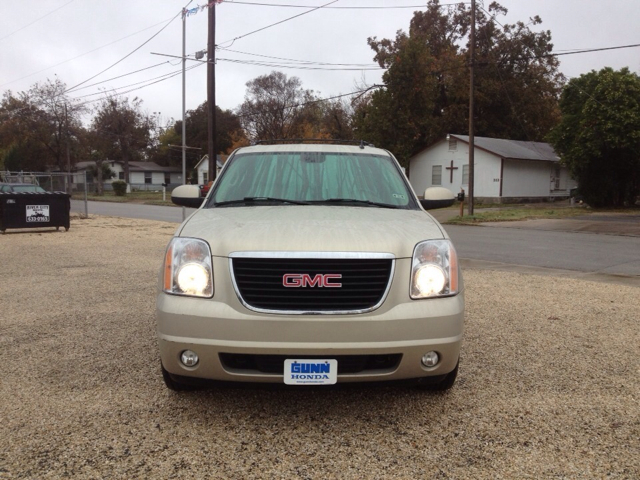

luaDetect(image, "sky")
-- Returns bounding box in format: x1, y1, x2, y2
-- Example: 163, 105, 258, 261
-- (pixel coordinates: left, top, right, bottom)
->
1, 0, 639, 129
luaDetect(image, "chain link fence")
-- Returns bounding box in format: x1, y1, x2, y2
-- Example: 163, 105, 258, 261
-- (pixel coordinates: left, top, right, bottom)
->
1, 171, 89, 217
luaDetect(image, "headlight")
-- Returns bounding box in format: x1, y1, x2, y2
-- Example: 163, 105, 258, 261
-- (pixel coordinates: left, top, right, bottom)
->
163, 237, 213, 298
410, 239, 458, 299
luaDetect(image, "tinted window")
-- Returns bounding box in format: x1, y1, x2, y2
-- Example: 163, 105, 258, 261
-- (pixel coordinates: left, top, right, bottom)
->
212, 151, 414, 208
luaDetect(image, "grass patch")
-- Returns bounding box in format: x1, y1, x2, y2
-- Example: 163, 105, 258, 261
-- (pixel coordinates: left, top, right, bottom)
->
71, 191, 175, 206
445, 207, 589, 224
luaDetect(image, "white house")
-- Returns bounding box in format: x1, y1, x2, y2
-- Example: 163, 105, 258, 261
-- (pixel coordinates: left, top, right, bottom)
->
409, 135, 577, 203
194, 155, 228, 185
73, 160, 183, 190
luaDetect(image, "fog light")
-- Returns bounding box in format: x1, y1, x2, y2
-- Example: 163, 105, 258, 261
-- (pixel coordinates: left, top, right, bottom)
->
421, 351, 439, 368
180, 350, 199, 367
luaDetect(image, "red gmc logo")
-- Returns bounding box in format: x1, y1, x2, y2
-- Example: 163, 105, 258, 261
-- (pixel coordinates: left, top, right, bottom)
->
282, 273, 342, 288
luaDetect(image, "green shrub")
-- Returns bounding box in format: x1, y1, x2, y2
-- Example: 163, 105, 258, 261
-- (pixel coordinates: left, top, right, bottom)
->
112, 181, 127, 196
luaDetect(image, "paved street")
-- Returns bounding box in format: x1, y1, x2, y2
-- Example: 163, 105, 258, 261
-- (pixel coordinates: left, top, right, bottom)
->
71, 199, 195, 223
446, 225, 640, 281
70, 200, 640, 280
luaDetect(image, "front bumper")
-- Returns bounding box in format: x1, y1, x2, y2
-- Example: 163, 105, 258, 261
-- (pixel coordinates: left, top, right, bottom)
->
157, 257, 464, 384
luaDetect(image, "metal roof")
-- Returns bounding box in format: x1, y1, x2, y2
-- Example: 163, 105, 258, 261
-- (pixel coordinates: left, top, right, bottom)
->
451, 135, 559, 162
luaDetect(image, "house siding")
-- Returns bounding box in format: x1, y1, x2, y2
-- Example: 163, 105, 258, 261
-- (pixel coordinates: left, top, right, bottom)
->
409, 137, 577, 202
502, 159, 552, 197
409, 139, 501, 197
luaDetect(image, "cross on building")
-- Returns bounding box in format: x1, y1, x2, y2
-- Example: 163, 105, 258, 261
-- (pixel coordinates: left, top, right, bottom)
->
445, 160, 458, 183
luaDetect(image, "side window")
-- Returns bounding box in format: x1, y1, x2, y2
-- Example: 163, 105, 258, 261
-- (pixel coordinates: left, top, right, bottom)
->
432, 165, 442, 186
462, 165, 469, 185
144, 172, 152, 184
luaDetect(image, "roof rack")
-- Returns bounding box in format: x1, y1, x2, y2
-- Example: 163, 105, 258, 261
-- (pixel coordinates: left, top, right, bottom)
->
254, 139, 375, 149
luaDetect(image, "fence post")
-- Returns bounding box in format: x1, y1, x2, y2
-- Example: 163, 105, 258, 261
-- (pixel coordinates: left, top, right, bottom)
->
83, 171, 88, 218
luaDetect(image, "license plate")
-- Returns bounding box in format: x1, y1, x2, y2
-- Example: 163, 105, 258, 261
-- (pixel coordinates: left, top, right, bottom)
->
284, 359, 338, 385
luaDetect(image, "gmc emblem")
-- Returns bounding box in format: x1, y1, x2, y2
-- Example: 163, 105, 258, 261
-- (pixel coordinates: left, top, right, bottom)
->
283, 273, 342, 288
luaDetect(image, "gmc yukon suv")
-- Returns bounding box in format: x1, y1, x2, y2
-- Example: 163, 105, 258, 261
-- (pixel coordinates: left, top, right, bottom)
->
157, 141, 464, 390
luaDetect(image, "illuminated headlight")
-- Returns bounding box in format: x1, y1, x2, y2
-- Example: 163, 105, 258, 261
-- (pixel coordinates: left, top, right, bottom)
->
163, 237, 213, 297
410, 239, 459, 299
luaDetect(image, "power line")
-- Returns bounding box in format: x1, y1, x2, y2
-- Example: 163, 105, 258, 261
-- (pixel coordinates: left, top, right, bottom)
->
72, 63, 204, 105
479, 6, 640, 60
544, 43, 640, 58
216, 47, 379, 67
217, 0, 339, 47
218, 58, 384, 71
236, 85, 384, 120
223, 1, 468, 8
68, 61, 174, 93
151, 51, 384, 71
0, 17, 178, 89
64, 3, 192, 94
0, 0, 77, 42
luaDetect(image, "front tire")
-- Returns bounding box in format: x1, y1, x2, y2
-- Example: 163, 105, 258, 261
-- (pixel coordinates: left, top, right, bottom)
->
161, 363, 198, 391
417, 360, 459, 391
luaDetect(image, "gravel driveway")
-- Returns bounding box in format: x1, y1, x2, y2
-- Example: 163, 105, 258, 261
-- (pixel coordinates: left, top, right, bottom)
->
1, 216, 638, 479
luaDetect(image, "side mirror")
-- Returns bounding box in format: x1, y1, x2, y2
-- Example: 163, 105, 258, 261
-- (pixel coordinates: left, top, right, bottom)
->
171, 185, 204, 208
420, 187, 455, 210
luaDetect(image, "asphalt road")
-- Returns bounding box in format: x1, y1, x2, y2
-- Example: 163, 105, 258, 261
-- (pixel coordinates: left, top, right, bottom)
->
71, 199, 195, 223
70, 200, 640, 279
445, 225, 640, 278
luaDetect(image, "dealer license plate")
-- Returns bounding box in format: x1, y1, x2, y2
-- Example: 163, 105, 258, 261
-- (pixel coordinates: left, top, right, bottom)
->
284, 359, 338, 385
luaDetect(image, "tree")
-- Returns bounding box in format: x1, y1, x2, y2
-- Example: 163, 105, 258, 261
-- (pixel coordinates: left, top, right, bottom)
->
149, 103, 245, 171
548, 68, 640, 207
0, 78, 86, 172
91, 95, 152, 184
237, 71, 318, 141
353, 1, 563, 166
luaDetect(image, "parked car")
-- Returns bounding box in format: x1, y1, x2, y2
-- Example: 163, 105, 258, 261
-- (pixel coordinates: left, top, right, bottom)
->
199, 181, 213, 197
0, 183, 47, 193
158, 141, 464, 391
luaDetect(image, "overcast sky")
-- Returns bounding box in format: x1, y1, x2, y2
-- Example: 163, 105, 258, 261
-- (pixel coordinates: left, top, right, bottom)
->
1, 0, 639, 128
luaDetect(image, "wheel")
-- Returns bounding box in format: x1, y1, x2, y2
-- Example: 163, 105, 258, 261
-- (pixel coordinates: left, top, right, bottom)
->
417, 360, 459, 391
161, 363, 198, 391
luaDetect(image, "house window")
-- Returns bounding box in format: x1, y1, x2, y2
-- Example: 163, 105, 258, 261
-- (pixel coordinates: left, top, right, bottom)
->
448, 138, 457, 151
462, 165, 469, 185
145, 172, 152, 184
164, 173, 170, 185
118, 172, 124, 180
432, 165, 442, 186
554, 166, 561, 190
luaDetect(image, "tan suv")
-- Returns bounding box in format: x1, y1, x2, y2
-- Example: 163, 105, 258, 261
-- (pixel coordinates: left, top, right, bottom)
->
158, 141, 464, 390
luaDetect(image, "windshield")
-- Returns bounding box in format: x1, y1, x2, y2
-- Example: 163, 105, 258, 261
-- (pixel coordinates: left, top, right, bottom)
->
210, 151, 416, 209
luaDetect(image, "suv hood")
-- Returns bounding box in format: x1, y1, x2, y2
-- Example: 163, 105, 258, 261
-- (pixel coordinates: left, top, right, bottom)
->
178, 206, 446, 258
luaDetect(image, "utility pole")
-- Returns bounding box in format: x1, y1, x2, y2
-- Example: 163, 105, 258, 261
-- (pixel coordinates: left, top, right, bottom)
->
207, 2, 217, 182
468, 0, 476, 216
181, 9, 187, 220
65, 103, 71, 194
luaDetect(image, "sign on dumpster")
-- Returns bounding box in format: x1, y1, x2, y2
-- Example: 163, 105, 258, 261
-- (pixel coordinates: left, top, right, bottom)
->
26, 205, 50, 223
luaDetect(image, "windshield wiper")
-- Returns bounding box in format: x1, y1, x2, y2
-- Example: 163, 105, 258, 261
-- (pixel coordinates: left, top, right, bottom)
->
214, 197, 309, 207
311, 198, 400, 209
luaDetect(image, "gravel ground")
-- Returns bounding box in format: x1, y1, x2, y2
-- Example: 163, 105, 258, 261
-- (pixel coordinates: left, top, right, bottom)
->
1, 216, 638, 479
